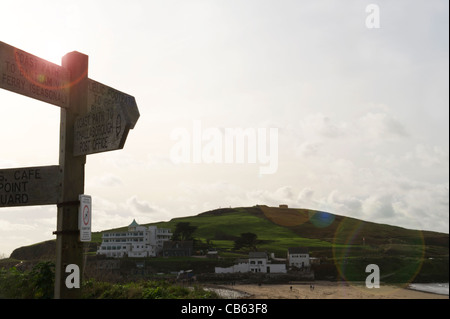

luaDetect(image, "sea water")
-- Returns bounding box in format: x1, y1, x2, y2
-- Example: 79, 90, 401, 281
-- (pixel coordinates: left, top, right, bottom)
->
408, 283, 449, 296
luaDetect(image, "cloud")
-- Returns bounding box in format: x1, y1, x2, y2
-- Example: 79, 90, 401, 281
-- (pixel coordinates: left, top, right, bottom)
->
0, 219, 35, 232
274, 186, 294, 201
146, 154, 174, 169
297, 188, 314, 204
127, 196, 157, 214
300, 113, 347, 139
362, 194, 396, 220
296, 141, 323, 158
406, 144, 449, 168
180, 180, 244, 196
0, 206, 57, 256
357, 112, 409, 140
291, 110, 411, 164
303, 189, 364, 219
89, 195, 173, 232
297, 110, 410, 143
86, 174, 123, 188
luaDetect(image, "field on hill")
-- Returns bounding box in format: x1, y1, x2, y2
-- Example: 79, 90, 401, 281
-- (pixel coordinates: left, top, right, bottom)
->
152, 207, 339, 257
144, 206, 448, 259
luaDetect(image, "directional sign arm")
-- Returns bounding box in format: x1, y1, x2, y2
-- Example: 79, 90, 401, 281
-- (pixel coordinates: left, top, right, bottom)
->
0, 165, 61, 207
87, 79, 139, 128
73, 79, 139, 156
73, 105, 131, 156
0, 41, 70, 108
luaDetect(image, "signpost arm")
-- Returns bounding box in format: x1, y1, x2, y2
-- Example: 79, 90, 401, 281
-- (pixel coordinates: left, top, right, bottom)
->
54, 52, 88, 299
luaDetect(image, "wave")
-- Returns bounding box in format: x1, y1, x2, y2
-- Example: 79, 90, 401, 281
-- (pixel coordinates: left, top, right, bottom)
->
408, 283, 449, 296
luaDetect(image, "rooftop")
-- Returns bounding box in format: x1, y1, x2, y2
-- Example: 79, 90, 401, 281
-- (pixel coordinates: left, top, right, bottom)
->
288, 247, 309, 254
249, 252, 268, 259
128, 219, 139, 227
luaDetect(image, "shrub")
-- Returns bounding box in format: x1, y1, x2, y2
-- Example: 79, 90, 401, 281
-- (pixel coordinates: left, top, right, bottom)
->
0, 261, 54, 299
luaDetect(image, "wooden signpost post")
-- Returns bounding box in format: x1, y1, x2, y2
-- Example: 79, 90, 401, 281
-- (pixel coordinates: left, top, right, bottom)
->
0, 41, 139, 298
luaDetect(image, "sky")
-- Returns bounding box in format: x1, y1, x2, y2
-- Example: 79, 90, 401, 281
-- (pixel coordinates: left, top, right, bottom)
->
0, 0, 448, 257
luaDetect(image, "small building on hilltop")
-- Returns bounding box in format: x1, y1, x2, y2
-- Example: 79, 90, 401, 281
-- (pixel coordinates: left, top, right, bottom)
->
97, 219, 172, 258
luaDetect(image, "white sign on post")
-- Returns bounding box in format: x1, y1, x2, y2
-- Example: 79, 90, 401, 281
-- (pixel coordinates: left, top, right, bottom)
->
79, 195, 92, 242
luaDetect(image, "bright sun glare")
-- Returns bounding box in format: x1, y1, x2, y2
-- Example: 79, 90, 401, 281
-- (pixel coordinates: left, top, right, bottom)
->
39, 43, 67, 66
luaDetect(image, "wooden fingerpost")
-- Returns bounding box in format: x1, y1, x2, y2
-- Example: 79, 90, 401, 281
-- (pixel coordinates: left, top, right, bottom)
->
54, 52, 88, 299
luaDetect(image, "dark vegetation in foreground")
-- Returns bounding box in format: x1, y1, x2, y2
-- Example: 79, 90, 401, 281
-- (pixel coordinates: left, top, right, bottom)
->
0, 261, 218, 299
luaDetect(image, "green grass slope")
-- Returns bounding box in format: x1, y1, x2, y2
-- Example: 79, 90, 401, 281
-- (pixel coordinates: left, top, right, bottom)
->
144, 205, 448, 260
151, 207, 332, 256
6, 205, 448, 283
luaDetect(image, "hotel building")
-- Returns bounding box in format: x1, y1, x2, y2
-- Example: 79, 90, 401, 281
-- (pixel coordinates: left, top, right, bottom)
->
97, 219, 172, 258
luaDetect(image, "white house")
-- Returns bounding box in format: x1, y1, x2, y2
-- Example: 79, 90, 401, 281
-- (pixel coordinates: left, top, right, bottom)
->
97, 219, 172, 258
215, 252, 287, 274
215, 259, 249, 274
248, 252, 267, 273
287, 247, 310, 269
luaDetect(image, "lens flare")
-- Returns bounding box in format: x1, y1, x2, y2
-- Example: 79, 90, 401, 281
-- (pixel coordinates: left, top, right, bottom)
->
308, 210, 335, 228
37, 74, 46, 84
259, 206, 309, 227
13, 47, 86, 92
332, 217, 425, 296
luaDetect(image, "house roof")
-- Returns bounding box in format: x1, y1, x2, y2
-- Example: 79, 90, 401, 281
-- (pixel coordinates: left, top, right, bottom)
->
128, 219, 139, 227
288, 247, 309, 254
236, 258, 248, 263
249, 252, 267, 259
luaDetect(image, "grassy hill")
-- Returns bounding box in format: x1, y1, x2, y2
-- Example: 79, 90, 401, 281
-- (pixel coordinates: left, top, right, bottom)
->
6, 205, 449, 283
149, 206, 448, 258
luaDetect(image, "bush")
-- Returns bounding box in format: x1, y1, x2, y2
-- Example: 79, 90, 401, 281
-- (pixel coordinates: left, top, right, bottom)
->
29, 261, 55, 299
0, 264, 219, 299
142, 286, 168, 299
82, 279, 219, 299
0, 261, 54, 299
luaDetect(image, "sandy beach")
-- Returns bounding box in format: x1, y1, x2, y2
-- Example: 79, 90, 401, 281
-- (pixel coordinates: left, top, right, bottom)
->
213, 282, 449, 299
